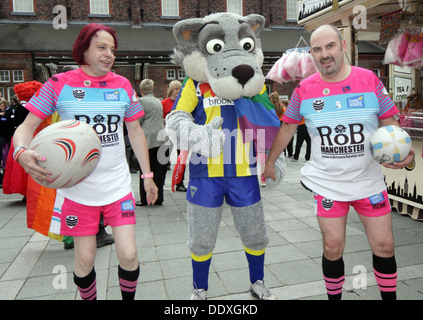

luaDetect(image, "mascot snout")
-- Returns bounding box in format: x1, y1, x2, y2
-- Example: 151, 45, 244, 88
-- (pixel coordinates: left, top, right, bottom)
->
232, 64, 255, 86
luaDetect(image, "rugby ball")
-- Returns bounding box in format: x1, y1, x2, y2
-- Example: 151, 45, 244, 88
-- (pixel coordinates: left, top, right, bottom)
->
28, 120, 101, 188
370, 125, 412, 164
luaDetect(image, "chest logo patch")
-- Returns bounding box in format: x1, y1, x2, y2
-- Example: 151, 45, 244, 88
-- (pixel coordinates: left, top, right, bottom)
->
347, 95, 365, 108
73, 89, 85, 101
104, 90, 120, 101
313, 99, 324, 112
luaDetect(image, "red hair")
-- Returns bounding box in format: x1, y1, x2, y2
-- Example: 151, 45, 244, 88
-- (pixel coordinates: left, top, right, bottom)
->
72, 23, 118, 65
13, 81, 43, 102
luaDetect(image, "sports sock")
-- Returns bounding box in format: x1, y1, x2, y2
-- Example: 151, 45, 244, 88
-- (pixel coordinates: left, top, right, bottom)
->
74, 268, 97, 300
192, 252, 212, 290
373, 253, 397, 300
118, 265, 140, 300
322, 254, 345, 300
245, 247, 265, 284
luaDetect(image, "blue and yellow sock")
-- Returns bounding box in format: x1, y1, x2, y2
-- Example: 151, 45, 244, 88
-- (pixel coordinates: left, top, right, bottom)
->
191, 252, 212, 290
245, 247, 265, 284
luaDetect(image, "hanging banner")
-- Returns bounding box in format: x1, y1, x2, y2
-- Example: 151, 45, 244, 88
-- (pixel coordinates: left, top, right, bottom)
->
379, 10, 402, 44
298, 0, 351, 24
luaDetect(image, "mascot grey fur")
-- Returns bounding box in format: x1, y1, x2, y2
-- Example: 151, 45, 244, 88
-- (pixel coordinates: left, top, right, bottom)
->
165, 12, 286, 300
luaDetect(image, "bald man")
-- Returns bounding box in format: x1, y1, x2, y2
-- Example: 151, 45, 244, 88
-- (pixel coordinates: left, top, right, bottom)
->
264, 25, 415, 300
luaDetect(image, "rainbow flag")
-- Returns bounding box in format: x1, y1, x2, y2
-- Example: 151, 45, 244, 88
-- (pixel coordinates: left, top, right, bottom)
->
235, 86, 281, 152
26, 114, 73, 244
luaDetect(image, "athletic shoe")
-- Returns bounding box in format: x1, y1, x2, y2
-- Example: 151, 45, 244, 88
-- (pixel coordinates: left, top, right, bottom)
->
176, 184, 187, 192
191, 288, 207, 300
250, 280, 277, 300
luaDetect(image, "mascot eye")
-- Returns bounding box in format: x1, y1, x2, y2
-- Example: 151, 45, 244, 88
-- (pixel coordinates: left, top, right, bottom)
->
239, 37, 255, 52
206, 39, 225, 54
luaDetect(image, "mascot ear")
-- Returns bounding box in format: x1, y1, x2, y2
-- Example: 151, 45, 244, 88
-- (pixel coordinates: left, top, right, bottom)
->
245, 14, 265, 36
173, 18, 205, 50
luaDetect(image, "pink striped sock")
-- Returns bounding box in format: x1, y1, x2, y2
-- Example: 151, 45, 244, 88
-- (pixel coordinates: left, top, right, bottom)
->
322, 254, 345, 300
374, 269, 397, 292
78, 279, 97, 300
74, 268, 97, 300
118, 265, 139, 300
373, 254, 397, 300
324, 275, 345, 296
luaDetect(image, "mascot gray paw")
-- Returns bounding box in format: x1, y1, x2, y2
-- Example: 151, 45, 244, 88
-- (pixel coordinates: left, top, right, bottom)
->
166, 110, 225, 158
265, 152, 286, 189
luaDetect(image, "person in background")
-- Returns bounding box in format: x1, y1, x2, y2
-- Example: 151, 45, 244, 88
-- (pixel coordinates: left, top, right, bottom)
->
137, 79, 167, 206
162, 80, 181, 119
280, 99, 294, 158
291, 116, 311, 162
0, 98, 14, 171
161, 80, 186, 191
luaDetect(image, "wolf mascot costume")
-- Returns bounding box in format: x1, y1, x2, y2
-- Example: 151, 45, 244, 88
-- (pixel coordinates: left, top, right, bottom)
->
166, 12, 286, 300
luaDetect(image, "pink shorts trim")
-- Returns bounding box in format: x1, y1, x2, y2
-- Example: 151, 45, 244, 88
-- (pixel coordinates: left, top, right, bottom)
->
314, 190, 391, 218
53, 192, 136, 236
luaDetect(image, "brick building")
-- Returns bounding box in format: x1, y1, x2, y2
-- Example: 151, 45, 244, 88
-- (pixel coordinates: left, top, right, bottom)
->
0, 0, 384, 101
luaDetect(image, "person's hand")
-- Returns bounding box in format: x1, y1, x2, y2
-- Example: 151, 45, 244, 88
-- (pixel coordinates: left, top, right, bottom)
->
143, 178, 158, 205
262, 159, 276, 181
264, 152, 286, 189
17, 149, 53, 183
381, 148, 415, 169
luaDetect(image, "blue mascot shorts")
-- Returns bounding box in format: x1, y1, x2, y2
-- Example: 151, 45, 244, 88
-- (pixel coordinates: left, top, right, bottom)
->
186, 176, 261, 208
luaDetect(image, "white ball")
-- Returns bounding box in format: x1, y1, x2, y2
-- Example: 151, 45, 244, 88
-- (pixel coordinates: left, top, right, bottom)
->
370, 125, 412, 164
28, 120, 102, 188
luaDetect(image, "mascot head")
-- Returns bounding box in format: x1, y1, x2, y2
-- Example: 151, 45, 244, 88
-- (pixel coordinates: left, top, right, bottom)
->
172, 12, 265, 100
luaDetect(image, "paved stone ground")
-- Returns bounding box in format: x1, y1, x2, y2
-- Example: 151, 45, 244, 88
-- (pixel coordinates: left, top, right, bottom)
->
1, 147, 423, 300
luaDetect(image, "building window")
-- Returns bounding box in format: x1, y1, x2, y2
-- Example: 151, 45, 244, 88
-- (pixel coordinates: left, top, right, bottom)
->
177, 69, 186, 80
162, 0, 179, 17
167, 69, 176, 80
90, 0, 109, 15
13, 0, 34, 13
7, 87, 15, 100
0, 70, 10, 83
286, 0, 298, 21
13, 70, 24, 83
227, 0, 243, 15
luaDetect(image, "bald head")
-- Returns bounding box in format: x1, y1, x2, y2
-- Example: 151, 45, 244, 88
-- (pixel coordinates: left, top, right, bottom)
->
310, 25, 343, 47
